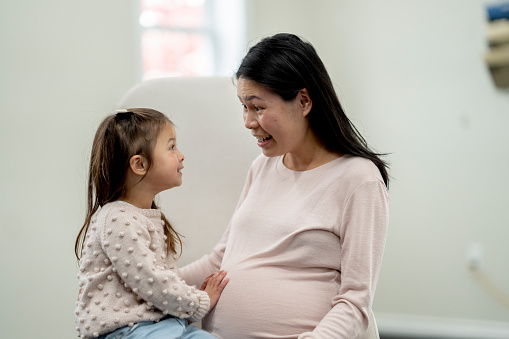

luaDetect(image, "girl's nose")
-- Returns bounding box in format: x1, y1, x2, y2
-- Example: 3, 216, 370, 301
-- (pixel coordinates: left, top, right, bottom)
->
178, 150, 184, 161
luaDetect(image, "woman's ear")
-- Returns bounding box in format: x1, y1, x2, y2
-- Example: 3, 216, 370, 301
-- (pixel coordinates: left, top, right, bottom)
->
129, 155, 148, 176
299, 88, 312, 117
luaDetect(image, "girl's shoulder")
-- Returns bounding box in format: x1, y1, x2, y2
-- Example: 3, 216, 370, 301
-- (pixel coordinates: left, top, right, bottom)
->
94, 201, 128, 216
93, 201, 151, 226
92, 202, 164, 240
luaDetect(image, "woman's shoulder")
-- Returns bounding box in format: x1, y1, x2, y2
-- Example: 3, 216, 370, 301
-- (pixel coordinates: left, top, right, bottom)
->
248, 153, 278, 174
322, 156, 388, 204
251, 153, 273, 166
331, 154, 384, 184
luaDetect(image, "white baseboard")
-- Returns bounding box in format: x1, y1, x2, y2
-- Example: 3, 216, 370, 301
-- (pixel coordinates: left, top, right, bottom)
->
376, 313, 509, 339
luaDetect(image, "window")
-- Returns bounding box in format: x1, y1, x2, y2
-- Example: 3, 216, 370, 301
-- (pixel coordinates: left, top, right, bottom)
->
139, 0, 245, 79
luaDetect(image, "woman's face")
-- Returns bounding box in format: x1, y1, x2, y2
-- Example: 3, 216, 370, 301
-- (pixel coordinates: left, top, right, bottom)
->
237, 77, 311, 158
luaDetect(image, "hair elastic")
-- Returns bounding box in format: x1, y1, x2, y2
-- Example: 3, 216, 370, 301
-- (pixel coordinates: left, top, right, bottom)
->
114, 109, 133, 121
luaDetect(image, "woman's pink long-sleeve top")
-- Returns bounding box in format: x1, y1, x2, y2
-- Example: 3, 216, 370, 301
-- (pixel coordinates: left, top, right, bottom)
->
180, 154, 389, 339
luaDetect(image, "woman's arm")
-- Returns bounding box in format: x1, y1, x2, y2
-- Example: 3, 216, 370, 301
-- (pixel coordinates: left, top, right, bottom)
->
299, 179, 389, 339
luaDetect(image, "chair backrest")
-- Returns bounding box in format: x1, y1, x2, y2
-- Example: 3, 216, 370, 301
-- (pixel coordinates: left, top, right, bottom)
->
117, 77, 260, 264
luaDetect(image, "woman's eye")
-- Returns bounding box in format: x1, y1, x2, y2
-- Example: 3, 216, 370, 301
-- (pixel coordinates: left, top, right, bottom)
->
254, 105, 262, 112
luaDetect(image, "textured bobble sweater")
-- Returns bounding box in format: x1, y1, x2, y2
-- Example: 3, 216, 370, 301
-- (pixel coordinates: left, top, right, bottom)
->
75, 201, 210, 338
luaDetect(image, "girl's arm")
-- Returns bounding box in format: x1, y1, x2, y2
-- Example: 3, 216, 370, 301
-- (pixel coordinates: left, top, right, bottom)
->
100, 209, 213, 323
299, 179, 389, 339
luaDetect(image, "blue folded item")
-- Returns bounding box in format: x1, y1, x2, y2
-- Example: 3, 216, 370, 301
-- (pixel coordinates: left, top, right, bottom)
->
487, 2, 509, 21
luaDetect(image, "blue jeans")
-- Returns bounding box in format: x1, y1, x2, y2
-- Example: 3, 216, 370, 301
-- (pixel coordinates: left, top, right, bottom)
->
97, 317, 217, 339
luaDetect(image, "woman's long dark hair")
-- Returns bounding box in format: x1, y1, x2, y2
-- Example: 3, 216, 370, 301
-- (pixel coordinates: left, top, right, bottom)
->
236, 33, 389, 187
75, 108, 182, 261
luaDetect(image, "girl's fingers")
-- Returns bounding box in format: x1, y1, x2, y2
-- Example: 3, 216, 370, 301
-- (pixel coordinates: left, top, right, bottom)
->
219, 277, 229, 289
208, 271, 228, 288
201, 270, 227, 290
205, 270, 224, 281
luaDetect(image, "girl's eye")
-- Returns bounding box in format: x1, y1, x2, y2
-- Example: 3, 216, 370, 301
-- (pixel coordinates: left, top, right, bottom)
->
170, 145, 175, 151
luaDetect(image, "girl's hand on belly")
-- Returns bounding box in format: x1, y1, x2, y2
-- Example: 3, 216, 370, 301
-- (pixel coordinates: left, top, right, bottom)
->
201, 270, 230, 310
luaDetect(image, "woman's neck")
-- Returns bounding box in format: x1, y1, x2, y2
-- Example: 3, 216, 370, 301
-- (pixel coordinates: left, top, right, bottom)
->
283, 134, 342, 171
283, 150, 341, 171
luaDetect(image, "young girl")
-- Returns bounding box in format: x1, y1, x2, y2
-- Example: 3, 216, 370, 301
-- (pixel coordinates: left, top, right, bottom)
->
74, 108, 228, 339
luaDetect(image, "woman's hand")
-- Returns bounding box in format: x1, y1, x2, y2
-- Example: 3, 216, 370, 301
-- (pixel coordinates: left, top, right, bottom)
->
200, 270, 229, 310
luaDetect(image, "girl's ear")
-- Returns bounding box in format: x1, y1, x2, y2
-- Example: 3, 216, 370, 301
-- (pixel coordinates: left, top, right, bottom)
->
129, 155, 148, 176
299, 88, 312, 117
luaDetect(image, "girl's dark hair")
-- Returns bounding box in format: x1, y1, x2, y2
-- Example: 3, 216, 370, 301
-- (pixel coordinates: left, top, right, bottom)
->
75, 108, 182, 261
236, 33, 389, 186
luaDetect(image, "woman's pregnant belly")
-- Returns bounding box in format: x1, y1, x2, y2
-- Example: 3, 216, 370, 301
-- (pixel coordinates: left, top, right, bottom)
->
202, 264, 339, 339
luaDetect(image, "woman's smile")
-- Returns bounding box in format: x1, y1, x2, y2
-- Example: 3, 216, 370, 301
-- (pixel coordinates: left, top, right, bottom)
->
256, 135, 273, 147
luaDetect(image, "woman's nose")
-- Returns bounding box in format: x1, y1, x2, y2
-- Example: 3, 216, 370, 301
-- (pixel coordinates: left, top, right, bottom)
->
243, 111, 258, 129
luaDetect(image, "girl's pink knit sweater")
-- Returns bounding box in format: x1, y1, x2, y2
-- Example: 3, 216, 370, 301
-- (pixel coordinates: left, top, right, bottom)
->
75, 202, 210, 338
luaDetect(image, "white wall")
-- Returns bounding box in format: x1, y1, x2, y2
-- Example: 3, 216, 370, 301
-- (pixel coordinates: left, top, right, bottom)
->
0, 1, 139, 337
246, 0, 509, 328
1, 1, 509, 338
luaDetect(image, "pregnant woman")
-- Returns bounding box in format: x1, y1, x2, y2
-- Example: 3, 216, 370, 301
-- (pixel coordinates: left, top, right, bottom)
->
180, 33, 390, 339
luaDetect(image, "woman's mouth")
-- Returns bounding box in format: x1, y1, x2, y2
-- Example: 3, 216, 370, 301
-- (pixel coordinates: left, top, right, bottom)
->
257, 135, 273, 147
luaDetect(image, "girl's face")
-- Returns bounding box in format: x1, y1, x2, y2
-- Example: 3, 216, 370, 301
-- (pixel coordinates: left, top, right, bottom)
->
237, 77, 310, 158
145, 122, 184, 192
